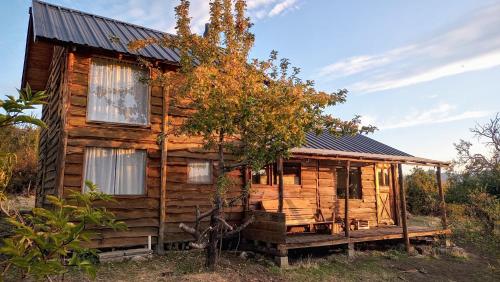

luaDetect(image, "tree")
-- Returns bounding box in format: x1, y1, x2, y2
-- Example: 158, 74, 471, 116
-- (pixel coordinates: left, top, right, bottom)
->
0, 84, 47, 129
130, 0, 374, 269
449, 112, 500, 200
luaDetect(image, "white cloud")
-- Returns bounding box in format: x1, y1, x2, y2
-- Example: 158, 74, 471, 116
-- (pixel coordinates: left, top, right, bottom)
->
367, 104, 492, 130
268, 0, 297, 17
317, 2, 500, 94
85, 0, 302, 34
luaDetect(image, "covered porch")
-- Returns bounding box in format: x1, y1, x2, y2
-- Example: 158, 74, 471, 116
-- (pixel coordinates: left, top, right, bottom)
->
242, 146, 451, 267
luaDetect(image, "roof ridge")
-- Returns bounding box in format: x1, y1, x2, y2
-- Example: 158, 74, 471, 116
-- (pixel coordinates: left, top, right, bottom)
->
33, 0, 176, 38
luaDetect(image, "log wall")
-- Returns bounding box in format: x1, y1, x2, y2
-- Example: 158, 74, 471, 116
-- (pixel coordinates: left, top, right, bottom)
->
36, 46, 67, 207
163, 96, 244, 242
62, 51, 162, 248
249, 160, 379, 228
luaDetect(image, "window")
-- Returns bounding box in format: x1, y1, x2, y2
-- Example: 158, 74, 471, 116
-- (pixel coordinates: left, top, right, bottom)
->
336, 167, 362, 199
378, 168, 390, 186
83, 147, 146, 195
273, 162, 301, 185
187, 161, 212, 184
251, 166, 271, 185
87, 59, 149, 125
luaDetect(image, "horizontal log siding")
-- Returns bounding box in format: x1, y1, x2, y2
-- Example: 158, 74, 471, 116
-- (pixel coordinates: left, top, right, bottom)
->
163, 99, 244, 242
249, 160, 378, 228
63, 52, 162, 248
36, 46, 67, 207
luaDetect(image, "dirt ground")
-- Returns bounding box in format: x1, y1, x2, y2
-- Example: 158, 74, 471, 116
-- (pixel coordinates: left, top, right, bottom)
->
62, 243, 498, 282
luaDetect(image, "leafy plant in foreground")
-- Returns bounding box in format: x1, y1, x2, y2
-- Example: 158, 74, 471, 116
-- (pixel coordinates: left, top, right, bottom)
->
0, 181, 127, 281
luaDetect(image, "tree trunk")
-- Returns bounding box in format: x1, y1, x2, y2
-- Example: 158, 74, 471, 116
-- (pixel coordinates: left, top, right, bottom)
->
206, 130, 225, 270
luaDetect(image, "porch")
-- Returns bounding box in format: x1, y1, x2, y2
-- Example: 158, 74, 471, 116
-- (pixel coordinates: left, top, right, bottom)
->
242, 153, 451, 266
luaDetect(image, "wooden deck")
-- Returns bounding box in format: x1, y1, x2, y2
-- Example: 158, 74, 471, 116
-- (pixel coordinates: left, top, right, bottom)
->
285, 226, 451, 250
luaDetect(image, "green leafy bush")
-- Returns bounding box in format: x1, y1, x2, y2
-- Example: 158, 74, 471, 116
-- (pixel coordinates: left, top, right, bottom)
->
405, 168, 440, 215
0, 181, 127, 281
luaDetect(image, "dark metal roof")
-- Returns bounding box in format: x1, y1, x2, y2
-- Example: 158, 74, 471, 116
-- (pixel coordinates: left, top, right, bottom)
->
303, 132, 413, 157
31, 0, 181, 63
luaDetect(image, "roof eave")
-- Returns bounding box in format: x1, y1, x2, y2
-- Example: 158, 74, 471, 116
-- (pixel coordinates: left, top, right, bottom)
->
290, 148, 450, 167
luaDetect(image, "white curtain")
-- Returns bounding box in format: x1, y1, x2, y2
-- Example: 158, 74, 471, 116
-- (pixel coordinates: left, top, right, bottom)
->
188, 161, 212, 184
115, 149, 146, 195
83, 147, 116, 194
87, 59, 149, 125
83, 147, 146, 195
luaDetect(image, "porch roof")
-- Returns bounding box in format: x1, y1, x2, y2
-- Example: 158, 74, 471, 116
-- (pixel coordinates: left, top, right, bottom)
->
295, 133, 449, 166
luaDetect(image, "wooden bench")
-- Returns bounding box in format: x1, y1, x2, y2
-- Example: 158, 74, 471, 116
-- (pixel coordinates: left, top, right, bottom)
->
260, 199, 333, 231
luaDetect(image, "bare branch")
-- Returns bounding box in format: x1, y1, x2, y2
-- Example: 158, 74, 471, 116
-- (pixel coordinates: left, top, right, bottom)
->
179, 223, 200, 240
215, 216, 233, 231
218, 215, 254, 239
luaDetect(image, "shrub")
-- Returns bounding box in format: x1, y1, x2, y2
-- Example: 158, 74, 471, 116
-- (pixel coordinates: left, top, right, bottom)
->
0, 181, 127, 281
405, 168, 439, 215
0, 126, 40, 194
466, 192, 499, 235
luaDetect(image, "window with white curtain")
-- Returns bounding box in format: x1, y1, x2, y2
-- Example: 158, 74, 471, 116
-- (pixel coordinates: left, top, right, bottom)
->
83, 147, 146, 195
87, 59, 149, 125
187, 161, 212, 184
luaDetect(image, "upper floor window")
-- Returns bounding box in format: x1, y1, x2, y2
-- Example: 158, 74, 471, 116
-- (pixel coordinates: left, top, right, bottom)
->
336, 167, 362, 199
87, 59, 149, 125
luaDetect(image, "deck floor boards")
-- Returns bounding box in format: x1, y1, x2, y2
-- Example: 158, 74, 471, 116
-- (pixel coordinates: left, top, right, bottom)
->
284, 226, 450, 250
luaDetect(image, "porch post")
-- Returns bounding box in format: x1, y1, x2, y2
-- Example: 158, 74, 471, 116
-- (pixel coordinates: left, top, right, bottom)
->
436, 166, 448, 229
344, 161, 350, 238
397, 163, 411, 253
391, 164, 401, 226
278, 156, 284, 213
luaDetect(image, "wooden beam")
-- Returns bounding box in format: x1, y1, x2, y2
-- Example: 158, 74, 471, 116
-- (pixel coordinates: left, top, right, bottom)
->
278, 156, 284, 213
398, 164, 410, 253
344, 161, 350, 238
157, 85, 170, 254
391, 164, 401, 226
436, 166, 448, 229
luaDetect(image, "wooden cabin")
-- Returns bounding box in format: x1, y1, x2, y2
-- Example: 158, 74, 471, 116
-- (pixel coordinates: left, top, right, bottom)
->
24, 1, 450, 263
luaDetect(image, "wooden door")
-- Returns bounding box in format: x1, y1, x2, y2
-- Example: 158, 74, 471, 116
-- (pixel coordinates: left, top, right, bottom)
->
375, 164, 394, 225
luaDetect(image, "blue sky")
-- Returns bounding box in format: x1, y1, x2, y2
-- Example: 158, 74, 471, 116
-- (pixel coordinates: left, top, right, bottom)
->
1, 0, 499, 162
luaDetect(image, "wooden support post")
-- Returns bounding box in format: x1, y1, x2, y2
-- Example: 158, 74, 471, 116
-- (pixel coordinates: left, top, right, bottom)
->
436, 166, 448, 229
398, 164, 411, 254
242, 166, 249, 211
278, 156, 284, 213
344, 161, 350, 239
347, 242, 355, 259
157, 85, 170, 255
391, 164, 401, 226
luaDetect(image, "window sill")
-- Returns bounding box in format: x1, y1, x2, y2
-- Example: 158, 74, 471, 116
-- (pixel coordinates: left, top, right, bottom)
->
86, 120, 152, 129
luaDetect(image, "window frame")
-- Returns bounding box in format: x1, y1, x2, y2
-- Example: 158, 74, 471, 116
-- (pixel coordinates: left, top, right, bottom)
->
81, 146, 148, 198
86, 57, 152, 128
378, 167, 391, 187
251, 165, 272, 185
273, 161, 302, 186
187, 160, 213, 184
336, 166, 363, 200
